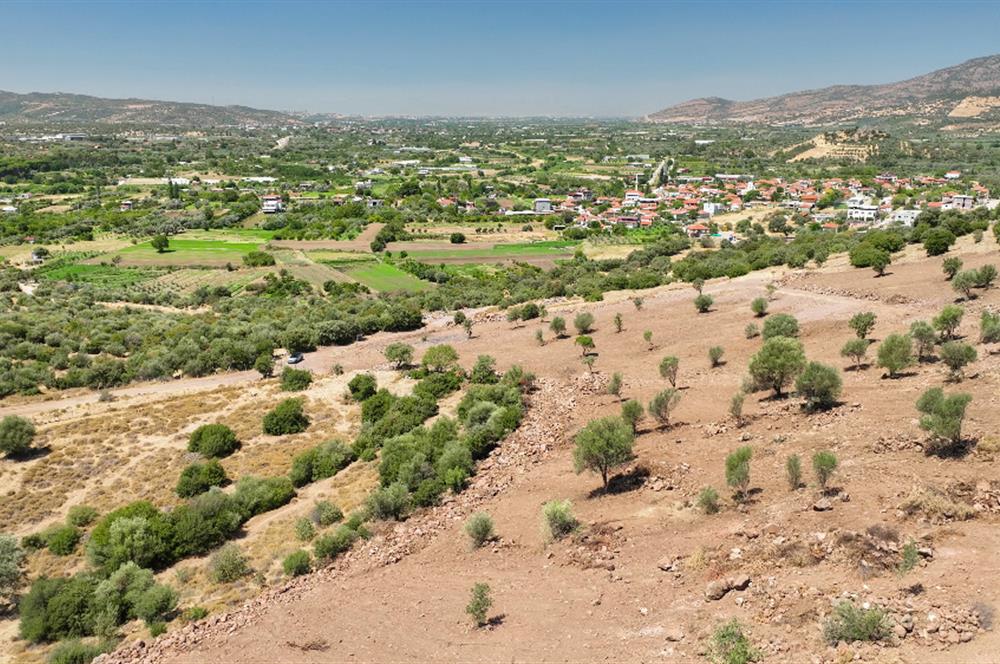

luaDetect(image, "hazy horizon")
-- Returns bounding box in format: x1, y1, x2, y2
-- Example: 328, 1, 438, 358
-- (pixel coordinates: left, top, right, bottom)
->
4, 0, 1000, 117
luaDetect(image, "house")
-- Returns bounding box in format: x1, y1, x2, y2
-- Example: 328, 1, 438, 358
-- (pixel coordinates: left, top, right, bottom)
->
120, 200, 133, 212
889, 209, 920, 226
944, 170, 961, 180
533, 198, 553, 214
847, 205, 879, 223
685, 223, 709, 238
948, 194, 975, 211
0, 206, 16, 215
261, 195, 284, 214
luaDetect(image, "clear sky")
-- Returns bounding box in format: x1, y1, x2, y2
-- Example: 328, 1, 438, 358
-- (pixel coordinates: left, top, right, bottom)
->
3, 0, 1000, 117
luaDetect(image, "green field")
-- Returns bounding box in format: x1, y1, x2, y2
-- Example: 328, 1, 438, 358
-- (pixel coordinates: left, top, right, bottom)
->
36, 263, 164, 287
342, 262, 432, 292
111, 238, 263, 265
403, 240, 579, 260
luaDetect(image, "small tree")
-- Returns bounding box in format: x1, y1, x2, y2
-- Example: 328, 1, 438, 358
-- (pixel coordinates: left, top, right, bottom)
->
573, 416, 635, 489
692, 278, 705, 294
659, 355, 679, 387
795, 362, 842, 411
975, 264, 998, 289
254, 352, 274, 378
761, 313, 799, 340
466, 583, 492, 627
0, 415, 35, 458
729, 392, 745, 427
916, 387, 972, 453
632, 296, 643, 310
621, 400, 643, 433
750, 297, 768, 317
383, 343, 414, 369
283, 550, 312, 577
725, 446, 752, 501
573, 312, 595, 334
840, 338, 870, 370
785, 454, 802, 491
613, 313, 624, 333
708, 346, 724, 368
463, 318, 474, 338
694, 293, 714, 313
933, 305, 964, 341
648, 388, 681, 429
871, 250, 890, 277
150, 234, 169, 253
280, 367, 312, 392
876, 333, 913, 378
465, 513, 495, 548
188, 423, 238, 458
550, 316, 567, 338
697, 487, 720, 514
942, 257, 963, 281
606, 372, 623, 401
643, 330, 653, 350
747, 337, 806, 397
981, 310, 1000, 345
952, 270, 977, 300
848, 312, 877, 339
581, 355, 596, 373
939, 341, 977, 381
262, 398, 309, 435
909, 321, 937, 361
811, 451, 838, 493
575, 335, 595, 356
422, 344, 459, 372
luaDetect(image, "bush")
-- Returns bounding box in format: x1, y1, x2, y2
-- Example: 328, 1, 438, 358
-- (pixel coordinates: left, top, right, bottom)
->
541, 500, 578, 540
66, 505, 98, 528
811, 451, 838, 492
347, 373, 377, 401
658, 355, 679, 386
233, 476, 295, 518
573, 312, 595, 334
725, 446, 752, 500
176, 460, 228, 498
182, 606, 209, 623
19, 575, 98, 642
975, 264, 997, 289
47, 639, 110, 664
648, 388, 681, 428
262, 398, 309, 435
465, 512, 495, 548
840, 338, 870, 370
708, 619, 761, 664
708, 346, 724, 367
133, 584, 178, 626
729, 392, 745, 426
933, 304, 964, 340
923, 227, 955, 256
470, 355, 499, 384
750, 297, 768, 317
280, 367, 312, 391
876, 334, 913, 378
621, 400, 643, 433
910, 320, 937, 360
786, 454, 802, 490
208, 544, 250, 583
422, 344, 459, 373
86, 502, 173, 573
549, 316, 567, 338
952, 270, 977, 299
822, 601, 890, 645
289, 440, 355, 487
573, 416, 635, 489
366, 482, 411, 521
795, 362, 842, 411
0, 534, 24, 603
466, 582, 492, 627
294, 517, 315, 541
761, 313, 799, 340
44, 525, 81, 556
0, 415, 35, 457
282, 550, 311, 577
748, 337, 806, 397
939, 341, 976, 380
942, 257, 962, 280
413, 370, 464, 400
697, 487, 719, 514
384, 342, 414, 369
311, 500, 344, 527
848, 312, 876, 339
243, 250, 276, 267
187, 424, 238, 458
450, 232, 466, 244
313, 525, 357, 559
916, 387, 972, 453
744, 323, 759, 339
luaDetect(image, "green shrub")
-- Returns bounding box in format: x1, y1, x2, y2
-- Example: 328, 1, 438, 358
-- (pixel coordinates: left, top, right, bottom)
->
168, 490, 243, 560
621, 399, 643, 432
725, 446, 752, 500
648, 388, 681, 428
899, 540, 920, 575
347, 373, 377, 401
848, 311, 877, 339
366, 482, 411, 521
283, 550, 312, 577
465, 512, 495, 548
876, 334, 913, 378
313, 525, 358, 559
709, 346, 725, 367
942, 257, 962, 280
573, 416, 635, 489
384, 342, 414, 369
840, 338, 870, 370
541, 500, 578, 540
311, 500, 344, 527
795, 362, 842, 411
658, 355, 679, 386
811, 451, 838, 492
466, 582, 492, 627
910, 320, 937, 360
233, 476, 295, 518
923, 227, 955, 256
47, 639, 110, 664
87, 501, 174, 573
262, 398, 309, 435
470, 355, 499, 384
822, 601, 890, 645
933, 304, 964, 340
0, 415, 35, 457
549, 316, 567, 337
182, 606, 209, 623
694, 293, 714, 313
975, 264, 997, 289
176, 459, 228, 498
744, 322, 759, 339
148, 621, 166, 636
288, 440, 355, 487
748, 337, 806, 397
133, 584, 178, 626
19, 575, 99, 643
187, 424, 238, 458
697, 487, 720, 514
952, 270, 977, 299
421, 344, 459, 372
573, 311, 595, 334
294, 517, 315, 542
44, 525, 81, 556
786, 454, 802, 491
0, 534, 24, 603
750, 297, 768, 317
413, 370, 463, 400
761, 313, 799, 340
916, 387, 972, 453
939, 341, 977, 381
208, 544, 250, 583
66, 505, 98, 528
708, 619, 761, 664
280, 367, 313, 392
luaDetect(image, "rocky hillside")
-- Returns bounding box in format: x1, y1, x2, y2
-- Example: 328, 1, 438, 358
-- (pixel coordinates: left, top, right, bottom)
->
647, 54, 1000, 126
0, 90, 303, 127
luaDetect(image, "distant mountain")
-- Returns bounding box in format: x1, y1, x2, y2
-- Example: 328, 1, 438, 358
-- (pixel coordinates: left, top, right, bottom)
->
0, 90, 304, 127
646, 55, 1000, 127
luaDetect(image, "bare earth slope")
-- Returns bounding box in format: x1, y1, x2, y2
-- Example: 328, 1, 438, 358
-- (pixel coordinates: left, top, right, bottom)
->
647, 54, 1000, 126
87, 235, 1000, 664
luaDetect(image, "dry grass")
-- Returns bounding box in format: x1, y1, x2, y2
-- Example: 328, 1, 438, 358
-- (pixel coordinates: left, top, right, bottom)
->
899, 487, 976, 523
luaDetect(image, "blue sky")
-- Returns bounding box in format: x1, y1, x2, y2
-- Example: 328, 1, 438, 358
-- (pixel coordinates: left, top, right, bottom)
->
3, 1, 1000, 117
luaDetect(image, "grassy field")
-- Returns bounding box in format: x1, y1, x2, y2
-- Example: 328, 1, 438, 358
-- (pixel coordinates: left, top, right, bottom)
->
107, 238, 264, 266
36, 263, 165, 287
402, 240, 578, 261
341, 262, 432, 292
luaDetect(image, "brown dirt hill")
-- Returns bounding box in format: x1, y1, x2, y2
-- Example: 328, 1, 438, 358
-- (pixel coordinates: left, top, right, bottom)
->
74, 237, 1000, 663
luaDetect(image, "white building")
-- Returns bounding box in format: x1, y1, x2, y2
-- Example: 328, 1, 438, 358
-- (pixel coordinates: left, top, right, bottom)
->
888, 209, 921, 226
261, 195, 284, 214
533, 198, 553, 214
847, 205, 879, 223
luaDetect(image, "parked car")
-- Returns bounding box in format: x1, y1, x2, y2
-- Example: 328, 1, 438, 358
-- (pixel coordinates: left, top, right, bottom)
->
287, 352, 304, 365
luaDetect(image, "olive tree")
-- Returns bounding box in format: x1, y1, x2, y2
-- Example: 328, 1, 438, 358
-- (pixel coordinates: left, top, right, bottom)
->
573, 312, 595, 335
762, 313, 799, 340
747, 337, 806, 397
840, 338, 870, 370
648, 388, 681, 428
383, 343, 414, 369
848, 312, 876, 339
909, 321, 937, 361
795, 362, 842, 411
933, 305, 964, 341
659, 355, 679, 387
573, 416, 635, 489
939, 341, 976, 381
916, 388, 972, 453
876, 334, 913, 378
